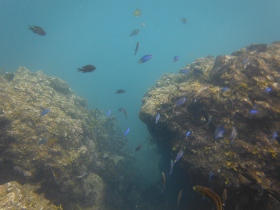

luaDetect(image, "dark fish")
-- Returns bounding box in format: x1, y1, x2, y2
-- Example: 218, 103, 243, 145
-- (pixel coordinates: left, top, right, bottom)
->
115, 89, 126, 94
28, 25, 46, 36
118, 108, 127, 119
242, 58, 249, 65
214, 126, 225, 139
138, 54, 152, 63
208, 170, 214, 182
134, 42, 140, 56
155, 113, 160, 124
179, 69, 190, 74
161, 172, 166, 192
177, 190, 183, 207
175, 97, 187, 107
135, 144, 143, 152
193, 68, 203, 74
41, 108, 50, 116
193, 186, 222, 210
129, 29, 140, 37
221, 87, 229, 92
38, 138, 48, 145
174, 150, 184, 163
222, 189, 227, 208
173, 56, 180, 62
124, 128, 130, 136
169, 159, 174, 175
77, 65, 96, 73
181, 18, 187, 24
230, 127, 237, 144
249, 109, 258, 115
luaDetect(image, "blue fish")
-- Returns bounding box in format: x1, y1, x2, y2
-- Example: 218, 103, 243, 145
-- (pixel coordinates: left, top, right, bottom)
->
41, 108, 50, 116
169, 159, 174, 175
175, 97, 187, 107
249, 109, 258, 115
208, 170, 214, 182
221, 87, 229, 92
106, 110, 111, 117
214, 125, 225, 139
138, 54, 152, 63
38, 138, 48, 145
179, 69, 190, 74
271, 131, 279, 143
174, 150, 184, 163
124, 128, 130, 136
155, 113, 160, 124
265, 87, 272, 93
186, 131, 191, 137
173, 56, 179, 62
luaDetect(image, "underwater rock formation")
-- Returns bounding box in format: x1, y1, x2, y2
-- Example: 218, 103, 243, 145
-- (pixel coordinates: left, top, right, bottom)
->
139, 42, 280, 209
0, 67, 132, 209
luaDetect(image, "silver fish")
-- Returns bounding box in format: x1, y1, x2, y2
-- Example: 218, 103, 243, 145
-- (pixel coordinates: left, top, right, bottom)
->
230, 127, 237, 144
169, 159, 174, 175
155, 113, 160, 124
174, 150, 184, 163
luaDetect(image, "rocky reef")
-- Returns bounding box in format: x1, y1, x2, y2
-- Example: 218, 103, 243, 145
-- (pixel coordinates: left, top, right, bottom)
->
139, 42, 280, 209
0, 67, 139, 209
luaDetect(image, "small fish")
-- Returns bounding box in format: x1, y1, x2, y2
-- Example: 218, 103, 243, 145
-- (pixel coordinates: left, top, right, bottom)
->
138, 54, 153, 63
186, 131, 191, 137
129, 29, 140, 37
181, 17, 187, 24
133, 9, 141, 17
208, 170, 214, 182
28, 25, 46, 36
115, 89, 126, 94
124, 128, 130, 136
161, 172, 166, 192
76, 171, 87, 179
169, 159, 174, 175
222, 189, 227, 208
174, 150, 184, 163
221, 87, 229, 92
134, 42, 140, 56
206, 115, 212, 126
173, 56, 180, 62
214, 126, 225, 139
38, 138, 48, 145
77, 65, 96, 73
177, 190, 183, 207
230, 127, 237, 144
270, 131, 279, 143
155, 113, 160, 124
141, 22, 146, 27
265, 87, 272, 93
135, 144, 143, 152
242, 58, 249, 65
249, 109, 258, 115
118, 108, 127, 119
174, 97, 187, 107
41, 108, 50, 116
106, 110, 111, 117
179, 69, 190, 74
193, 186, 222, 210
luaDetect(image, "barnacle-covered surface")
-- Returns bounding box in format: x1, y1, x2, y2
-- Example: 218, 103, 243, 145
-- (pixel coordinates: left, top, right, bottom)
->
0, 67, 136, 209
139, 42, 280, 209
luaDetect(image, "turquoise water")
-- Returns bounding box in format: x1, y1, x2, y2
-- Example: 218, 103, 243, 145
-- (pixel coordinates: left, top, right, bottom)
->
1, 0, 280, 209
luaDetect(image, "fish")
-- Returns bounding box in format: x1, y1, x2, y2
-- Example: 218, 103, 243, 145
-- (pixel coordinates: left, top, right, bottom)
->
141, 22, 146, 27
106, 110, 111, 117
118, 108, 127, 119
161, 172, 166, 192
134, 42, 140, 56
115, 89, 126, 94
129, 29, 140, 37
177, 190, 183, 207
186, 131, 191, 137
155, 113, 160, 124
181, 17, 187, 24
221, 87, 229, 92
206, 115, 212, 126
169, 159, 174, 175
214, 126, 225, 139
133, 9, 141, 17
38, 138, 48, 145
193, 185, 222, 210
270, 131, 279, 143
135, 144, 143, 152
230, 126, 237, 144
77, 65, 96, 73
41, 108, 50, 116
208, 170, 214, 182
138, 54, 153, 63
174, 97, 187, 107
173, 56, 180, 62
249, 109, 258, 115
174, 150, 184, 163
179, 69, 190, 74
265, 87, 272, 93
28, 25, 46, 36
124, 128, 130, 136
222, 189, 227, 208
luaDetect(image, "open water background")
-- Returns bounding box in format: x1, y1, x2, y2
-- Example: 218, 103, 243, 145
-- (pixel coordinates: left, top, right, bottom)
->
0, 0, 280, 208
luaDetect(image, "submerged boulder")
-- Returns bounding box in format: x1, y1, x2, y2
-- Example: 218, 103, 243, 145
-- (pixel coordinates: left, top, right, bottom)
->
139, 42, 280, 209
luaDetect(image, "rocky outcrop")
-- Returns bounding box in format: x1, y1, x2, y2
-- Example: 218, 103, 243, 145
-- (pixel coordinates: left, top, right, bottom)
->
139, 42, 280, 209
